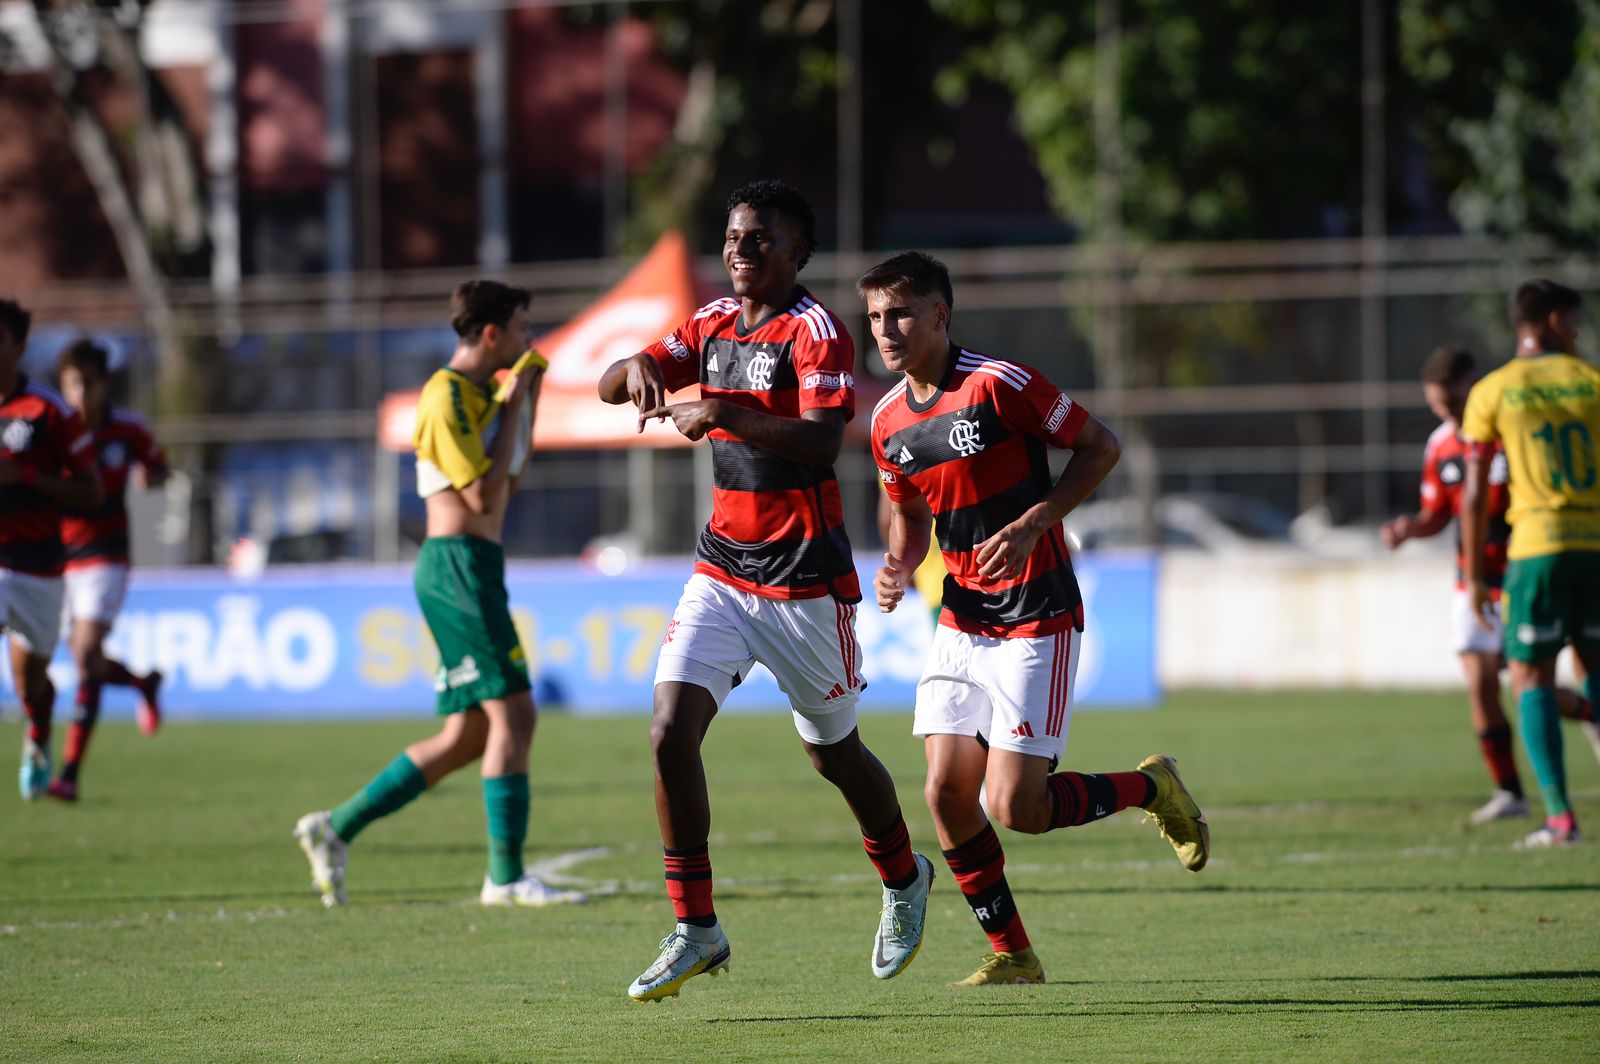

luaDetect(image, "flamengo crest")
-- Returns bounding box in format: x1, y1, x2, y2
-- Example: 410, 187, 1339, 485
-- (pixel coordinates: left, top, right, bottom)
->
746, 350, 776, 390
1, 419, 32, 453
948, 418, 984, 456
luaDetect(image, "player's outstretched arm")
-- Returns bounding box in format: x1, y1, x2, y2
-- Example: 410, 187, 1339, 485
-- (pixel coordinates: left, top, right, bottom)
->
1379, 508, 1450, 549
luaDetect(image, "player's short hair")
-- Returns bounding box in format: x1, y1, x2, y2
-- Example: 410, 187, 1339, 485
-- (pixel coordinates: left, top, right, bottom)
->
726, 179, 816, 270
0, 298, 32, 345
449, 280, 531, 343
1419, 345, 1475, 386
1512, 278, 1582, 327
57, 337, 110, 380
855, 251, 955, 310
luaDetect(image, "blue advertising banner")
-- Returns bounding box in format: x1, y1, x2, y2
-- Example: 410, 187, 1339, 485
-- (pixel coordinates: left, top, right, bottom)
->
4, 554, 1157, 719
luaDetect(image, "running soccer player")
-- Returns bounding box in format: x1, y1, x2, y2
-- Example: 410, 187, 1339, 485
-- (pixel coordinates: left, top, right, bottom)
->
862, 252, 1208, 986
295, 281, 584, 907
48, 338, 169, 802
598, 180, 933, 1002
1381, 346, 1600, 824
1462, 278, 1600, 848
0, 299, 102, 800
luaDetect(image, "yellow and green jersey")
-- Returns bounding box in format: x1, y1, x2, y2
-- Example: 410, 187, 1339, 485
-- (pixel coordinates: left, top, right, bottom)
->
413, 367, 527, 498
1461, 352, 1600, 559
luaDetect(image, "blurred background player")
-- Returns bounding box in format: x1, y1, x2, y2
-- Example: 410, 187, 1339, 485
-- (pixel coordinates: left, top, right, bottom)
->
863, 252, 1208, 986
0, 299, 102, 800
1462, 279, 1600, 848
599, 181, 933, 1002
294, 280, 584, 907
49, 338, 169, 802
1381, 346, 1600, 824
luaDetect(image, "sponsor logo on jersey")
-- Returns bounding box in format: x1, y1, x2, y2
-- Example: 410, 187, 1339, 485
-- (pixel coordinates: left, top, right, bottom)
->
663, 334, 690, 361
948, 418, 984, 456
878, 468, 897, 483
1440, 460, 1462, 484
802, 370, 854, 390
101, 441, 127, 469
746, 349, 777, 390
2, 418, 33, 452
897, 445, 913, 464
1044, 392, 1073, 433
1503, 379, 1598, 408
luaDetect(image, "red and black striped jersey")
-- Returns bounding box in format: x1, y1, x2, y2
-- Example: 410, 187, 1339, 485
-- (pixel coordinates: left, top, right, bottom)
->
62, 407, 167, 570
1420, 421, 1510, 592
872, 347, 1089, 638
641, 288, 860, 601
0, 374, 96, 576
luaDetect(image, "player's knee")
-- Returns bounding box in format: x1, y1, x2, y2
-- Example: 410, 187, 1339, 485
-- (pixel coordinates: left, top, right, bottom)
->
804, 734, 860, 783
649, 712, 699, 762
923, 772, 974, 822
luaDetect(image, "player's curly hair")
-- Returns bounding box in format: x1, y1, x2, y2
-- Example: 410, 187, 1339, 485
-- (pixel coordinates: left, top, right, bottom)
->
726, 179, 816, 270
58, 337, 111, 379
0, 298, 32, 346
855, 251, 954, 311
450, 280, 531, 343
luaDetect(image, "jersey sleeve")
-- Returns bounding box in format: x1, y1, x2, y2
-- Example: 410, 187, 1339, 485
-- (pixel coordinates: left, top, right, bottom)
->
134, 421, 169, 476
55, 408, 96, 475
414, 378, 492, 490
994, 368, 1090, 447
638, 316, 705, 394
792, 317, 856, 419
1460, 377, 1499, 444
1417, 441, 1445, 516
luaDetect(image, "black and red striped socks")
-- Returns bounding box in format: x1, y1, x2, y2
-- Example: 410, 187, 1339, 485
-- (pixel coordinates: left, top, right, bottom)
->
943, 824, 1030, 952
1046, 770, 1155, 830
664, 844, 717, 928
863, 810, 919, 890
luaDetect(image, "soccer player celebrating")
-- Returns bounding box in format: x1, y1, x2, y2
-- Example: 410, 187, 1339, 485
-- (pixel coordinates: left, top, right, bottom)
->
1382, 346, 1600, 824
1462, 279, 1600, 848
48, 338, 169, 802
0, 300, 102, 800
295, 281, 584, 907
861, 252, 1208, 985
599, 180, 933, 1002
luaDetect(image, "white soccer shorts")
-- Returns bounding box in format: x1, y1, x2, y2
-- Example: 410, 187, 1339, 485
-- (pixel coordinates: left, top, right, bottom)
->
63, 562, 130, 627
654, 572, 865, 745
0, 568, 65, 657
1450, 586, 1503, 657
914, 623, 1081, 762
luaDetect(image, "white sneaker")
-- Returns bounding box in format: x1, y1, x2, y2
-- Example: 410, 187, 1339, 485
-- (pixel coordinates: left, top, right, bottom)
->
1515, 824, 1583, 850
479, 872, 587, 907
1580, 720, 1600, 767
18, 738, 49, 801
627, 924, 731, 1002
872, 852, 934, 979
1469, 789, 1530, 824
292, 811, 349, 907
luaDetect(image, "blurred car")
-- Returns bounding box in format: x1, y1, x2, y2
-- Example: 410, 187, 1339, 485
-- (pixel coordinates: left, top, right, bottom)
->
1064, 493, 1297, 551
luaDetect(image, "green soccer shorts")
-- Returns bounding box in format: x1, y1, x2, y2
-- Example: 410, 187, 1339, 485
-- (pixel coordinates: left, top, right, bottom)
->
1501, 550, 1600, 663
413, 535, 531, 714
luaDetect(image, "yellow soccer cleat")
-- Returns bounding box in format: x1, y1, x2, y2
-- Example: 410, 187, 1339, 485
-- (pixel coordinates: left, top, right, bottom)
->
1138, 754, 1210, 872
627, 925, 731, 1002
952, 949, 1046, 986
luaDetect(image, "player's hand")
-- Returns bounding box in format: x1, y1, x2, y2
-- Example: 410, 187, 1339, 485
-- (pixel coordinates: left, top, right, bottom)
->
502, 361, 542, 408
1379, 515, 1411, 549
626, 355, 668, 431
975, 520, 1042, 582
1469, 580, 1495, 632
638, 399, 721, 441
0, 458, 19, 485
875, 553, 908, 613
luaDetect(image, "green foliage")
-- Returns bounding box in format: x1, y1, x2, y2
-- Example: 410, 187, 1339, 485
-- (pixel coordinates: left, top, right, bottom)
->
4, 692, 1598, 1061
931, 0, 1362, 242
1399, 0, 1600, 246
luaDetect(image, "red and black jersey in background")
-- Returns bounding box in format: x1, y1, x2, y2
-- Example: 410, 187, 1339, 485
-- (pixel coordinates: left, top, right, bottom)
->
0, 374, 96, 575
1419, 421, 1511, 594
872, 347, 1090, 639
641, 289, 861, 602
62, 407, 167, 570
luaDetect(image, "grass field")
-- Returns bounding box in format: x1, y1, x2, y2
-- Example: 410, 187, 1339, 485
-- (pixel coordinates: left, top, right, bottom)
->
3, 690, 1599, 1062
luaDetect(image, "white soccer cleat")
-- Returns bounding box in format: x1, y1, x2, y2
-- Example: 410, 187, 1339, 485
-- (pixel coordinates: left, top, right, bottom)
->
293, 811, 349, 907
18, 739, 49, 801
479, 872, 587, 908
1514, 825, 1583, 850
1469, 789, 1530, 824
872, 852, 934, 979
627, 924, 731, 1002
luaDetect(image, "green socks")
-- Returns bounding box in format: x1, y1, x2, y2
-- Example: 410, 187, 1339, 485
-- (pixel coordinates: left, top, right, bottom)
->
1518, 687, 1568, 816
483, 773, 530, 886
329, 754, 428, 843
